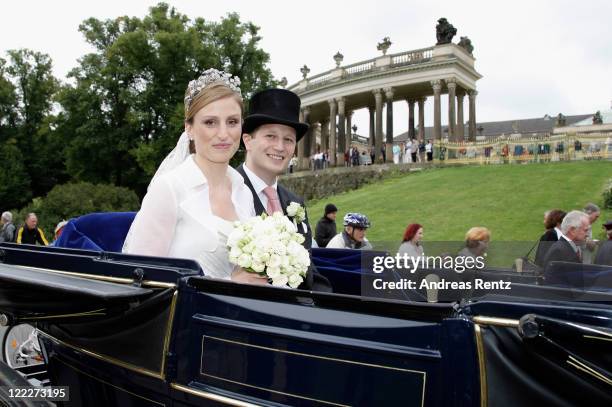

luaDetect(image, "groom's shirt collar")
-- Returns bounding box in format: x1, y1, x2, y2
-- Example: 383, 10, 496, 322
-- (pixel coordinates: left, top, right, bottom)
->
243, 164, 278, 207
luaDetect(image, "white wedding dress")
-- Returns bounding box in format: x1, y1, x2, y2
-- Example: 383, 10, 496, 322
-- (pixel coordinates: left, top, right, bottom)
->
123, 155, 255, 279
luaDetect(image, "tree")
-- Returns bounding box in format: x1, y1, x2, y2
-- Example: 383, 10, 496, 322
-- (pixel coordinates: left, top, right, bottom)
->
3, 49, 61, 197
0, 140, 31, 209
58, 3, 276, 197
0, 58, 18, 140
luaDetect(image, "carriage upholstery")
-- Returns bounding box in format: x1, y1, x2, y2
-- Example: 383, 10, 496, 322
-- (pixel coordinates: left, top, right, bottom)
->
543, 261, 612, 292
55, 212, 136, 252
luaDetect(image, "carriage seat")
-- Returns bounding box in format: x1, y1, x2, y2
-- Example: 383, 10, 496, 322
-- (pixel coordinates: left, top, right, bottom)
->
310, 248, 387, 296
543, 261, 612, 292
55, 212, 136, 252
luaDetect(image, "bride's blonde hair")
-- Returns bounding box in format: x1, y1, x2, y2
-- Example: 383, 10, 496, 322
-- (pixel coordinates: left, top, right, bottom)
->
184, 82, 243, 153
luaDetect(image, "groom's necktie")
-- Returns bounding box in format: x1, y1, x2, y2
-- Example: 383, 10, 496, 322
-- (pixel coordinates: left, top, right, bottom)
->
263, 186, 282, 215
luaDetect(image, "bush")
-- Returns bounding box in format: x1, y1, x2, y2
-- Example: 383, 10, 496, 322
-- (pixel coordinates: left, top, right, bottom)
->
603, 179, 612, 209
13, 182, 139, 240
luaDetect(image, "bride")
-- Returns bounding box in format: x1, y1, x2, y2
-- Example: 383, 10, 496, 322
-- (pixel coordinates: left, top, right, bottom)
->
123, 69, 267, 285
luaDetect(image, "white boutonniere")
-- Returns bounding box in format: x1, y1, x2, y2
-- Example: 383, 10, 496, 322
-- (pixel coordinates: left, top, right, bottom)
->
286, 202, 306, 224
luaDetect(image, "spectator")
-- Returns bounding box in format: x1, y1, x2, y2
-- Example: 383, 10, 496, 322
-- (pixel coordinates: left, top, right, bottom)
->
602, 220, 612, 241
501, 144, 509, 163
403, 139, 412, 163
594, 220, 612, 265
534, 209, 566, 266
458, 227, 491, 261
582, 203, 600, 264
315, 204, 338, 248
352, 148, 360, 166
0, 211, 15, 243
418, 140, 426, 162
54, 220, 68, 240
542, 210, 589, 266
398, 223, 424, 259
288, 154, 298, 174
16, 213, 49, 246
369, 148, 375, 165
50, 220, 68, 246
392, 144, 401, 164
327, 212, 372, 250
410, 137, 418, 163
314, 151, 323, 171
425, 140, 433, 161
360, 150, 370, 166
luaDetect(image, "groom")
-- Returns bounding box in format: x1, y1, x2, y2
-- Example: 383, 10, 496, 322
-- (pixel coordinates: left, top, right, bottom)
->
237, 88, 331, 292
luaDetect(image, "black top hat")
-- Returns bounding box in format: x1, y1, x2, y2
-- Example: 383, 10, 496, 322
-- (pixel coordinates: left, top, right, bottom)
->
242, 89, 309, 141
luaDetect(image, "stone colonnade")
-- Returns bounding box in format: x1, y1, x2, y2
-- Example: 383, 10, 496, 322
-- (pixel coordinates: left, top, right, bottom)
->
298, 78, 478, 166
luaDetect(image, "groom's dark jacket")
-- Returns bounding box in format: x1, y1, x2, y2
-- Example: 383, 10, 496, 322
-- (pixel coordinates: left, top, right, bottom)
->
236, 164, 332, 292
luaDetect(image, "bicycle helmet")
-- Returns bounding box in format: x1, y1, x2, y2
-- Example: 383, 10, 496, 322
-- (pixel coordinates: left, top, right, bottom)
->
343, 213, 370, 228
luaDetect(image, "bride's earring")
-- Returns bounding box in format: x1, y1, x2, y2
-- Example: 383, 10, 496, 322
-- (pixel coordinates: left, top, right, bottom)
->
188, 135, 195, 154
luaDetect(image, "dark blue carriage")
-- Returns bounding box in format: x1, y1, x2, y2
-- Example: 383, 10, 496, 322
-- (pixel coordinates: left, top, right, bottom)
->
0, 213, 610, 406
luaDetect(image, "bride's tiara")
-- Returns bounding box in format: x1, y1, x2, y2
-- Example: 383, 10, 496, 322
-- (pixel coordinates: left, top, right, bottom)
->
184, 68, 242, 110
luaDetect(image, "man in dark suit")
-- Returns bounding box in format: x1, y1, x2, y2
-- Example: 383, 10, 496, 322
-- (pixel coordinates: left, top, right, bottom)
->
238, 88, 331, 292
542, 210, 590, 269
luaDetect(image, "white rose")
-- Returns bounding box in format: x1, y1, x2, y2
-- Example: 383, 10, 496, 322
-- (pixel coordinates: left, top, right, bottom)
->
237, 254, 252, 268
267, 266, 281, 278
292, 233, 305, 244
286, 202, 300, 217
288, 273, 303, 288
259, 251, 271, 263
272, 241, 287, 256
251, 261, 265, 273
242, 242, 256, 254
281, 255, 290, 269
271, 274, 289, 287
268, 254, 282, 268
279, 231, 291, 243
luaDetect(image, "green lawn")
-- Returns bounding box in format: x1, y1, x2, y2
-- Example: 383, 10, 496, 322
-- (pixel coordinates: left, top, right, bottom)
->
306, 161, 612, 246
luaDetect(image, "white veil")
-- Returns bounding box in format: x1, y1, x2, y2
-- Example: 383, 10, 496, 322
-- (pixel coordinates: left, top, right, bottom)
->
122, 131, 191, 253
148, 131, 191, 190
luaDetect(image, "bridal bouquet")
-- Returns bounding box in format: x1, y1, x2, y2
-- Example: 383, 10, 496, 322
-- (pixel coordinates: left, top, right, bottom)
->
227, 212, 310, 288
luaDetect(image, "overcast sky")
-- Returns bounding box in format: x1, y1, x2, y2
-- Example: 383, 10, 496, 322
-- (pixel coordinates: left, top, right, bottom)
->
2, 0, 611, 136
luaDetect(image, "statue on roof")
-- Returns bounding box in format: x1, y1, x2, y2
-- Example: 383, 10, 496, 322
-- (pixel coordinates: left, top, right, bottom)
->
436, 18, 457, 45
377, 37, 392, 55
556, 113, 566, 127
593, 110, 603, 125
457, 36, 474, 55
